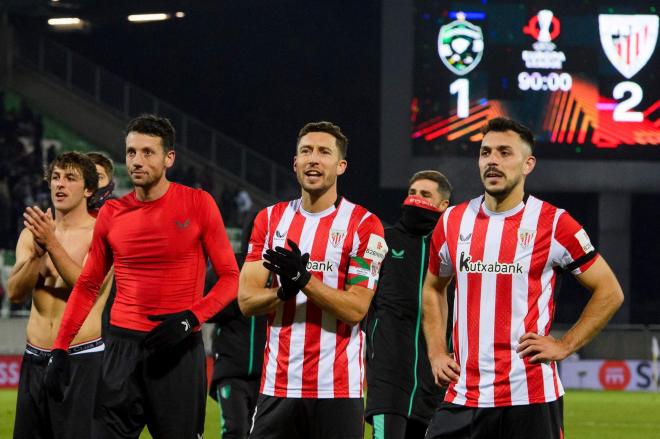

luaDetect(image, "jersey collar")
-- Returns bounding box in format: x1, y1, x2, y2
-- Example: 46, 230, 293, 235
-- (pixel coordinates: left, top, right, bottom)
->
299, 197, 341, 218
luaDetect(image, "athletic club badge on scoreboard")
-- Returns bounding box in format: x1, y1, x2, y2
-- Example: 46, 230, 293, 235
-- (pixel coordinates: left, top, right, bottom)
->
411, 1, 659, 160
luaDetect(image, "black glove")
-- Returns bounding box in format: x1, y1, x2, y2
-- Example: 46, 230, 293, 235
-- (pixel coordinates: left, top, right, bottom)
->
275, 267, 308, 301
263, 239, 311, 297
44, 348, 70, 402
144, 310, 199, 352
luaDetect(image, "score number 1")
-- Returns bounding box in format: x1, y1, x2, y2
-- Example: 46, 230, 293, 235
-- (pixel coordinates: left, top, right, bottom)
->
450, 78, 469, 118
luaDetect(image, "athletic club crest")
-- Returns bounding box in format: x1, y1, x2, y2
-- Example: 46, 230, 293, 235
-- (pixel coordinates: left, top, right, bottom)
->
437, 12, 484, 76
329, 229, 346, 248
517, 229, 536, 248
598, 14, 658, 79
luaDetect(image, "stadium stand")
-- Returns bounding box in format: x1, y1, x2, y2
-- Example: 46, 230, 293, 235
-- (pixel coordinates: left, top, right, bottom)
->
0, 28, 298, 321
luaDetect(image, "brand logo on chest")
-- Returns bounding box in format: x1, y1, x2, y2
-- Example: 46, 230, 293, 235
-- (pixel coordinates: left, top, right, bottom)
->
391, 249, 405, 259
459, 233, 472, 246
459, 252, 524, 274
176, 219, 190, 229
307, 259, 335, 273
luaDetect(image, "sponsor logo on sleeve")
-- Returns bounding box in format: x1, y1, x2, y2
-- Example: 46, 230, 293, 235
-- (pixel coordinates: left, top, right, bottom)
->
365, 234, 388, 262
247, 243, 253, 254
574, 229, 595, 254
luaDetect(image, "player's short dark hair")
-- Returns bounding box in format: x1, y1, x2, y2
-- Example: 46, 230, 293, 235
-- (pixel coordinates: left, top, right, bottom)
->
480, 117, 535, 154
45, 151, 99, 192
86, 152, 114, 180
409, 170, 452, 200
124, 114, 176, 151
297, 121, 348, 159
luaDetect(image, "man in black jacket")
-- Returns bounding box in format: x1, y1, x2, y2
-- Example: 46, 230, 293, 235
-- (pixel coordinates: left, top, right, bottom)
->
366, 170, 452, 438
208, 215, 267, 439
209, 295, 266, 439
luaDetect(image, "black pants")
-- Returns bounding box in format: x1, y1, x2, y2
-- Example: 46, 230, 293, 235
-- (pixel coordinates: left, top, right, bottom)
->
425, 398, 563, 439
249, 394, 364, 439
93, 325, 207, 439
213, 377, 260, 439
370, 413, 429, 439
13, 343, 103, 439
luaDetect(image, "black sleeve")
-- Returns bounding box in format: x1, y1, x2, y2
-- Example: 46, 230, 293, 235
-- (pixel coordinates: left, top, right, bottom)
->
204, 251, 247, 324
205, 299, 242, 324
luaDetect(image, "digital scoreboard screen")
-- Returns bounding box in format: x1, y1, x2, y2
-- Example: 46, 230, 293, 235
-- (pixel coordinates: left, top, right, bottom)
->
412, 2, 659, 160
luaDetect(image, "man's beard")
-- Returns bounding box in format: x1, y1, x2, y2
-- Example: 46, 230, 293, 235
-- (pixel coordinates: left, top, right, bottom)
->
298, 173, 336, 197
130, 173, 158, 188
130, 176, 146, 187
483, 173, 521, 200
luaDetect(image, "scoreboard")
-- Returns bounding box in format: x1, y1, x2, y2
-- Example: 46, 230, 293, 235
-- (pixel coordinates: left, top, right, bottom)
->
411, 1, 659, 160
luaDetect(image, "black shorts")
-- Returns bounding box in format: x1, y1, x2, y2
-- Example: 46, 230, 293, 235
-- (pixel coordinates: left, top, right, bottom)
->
365, 312, 444, 425
365, 375, 443, 426
13, 340, 104, 439
93, 325, 207, 439
425, 398, 564, 439
370, 413, 429, 439
211, 377, 260, 439
249, 394, 364, 439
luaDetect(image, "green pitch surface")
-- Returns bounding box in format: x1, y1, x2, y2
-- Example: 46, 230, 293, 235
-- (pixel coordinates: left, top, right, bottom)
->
1, 389, 658, 438
0, 390, 221, 439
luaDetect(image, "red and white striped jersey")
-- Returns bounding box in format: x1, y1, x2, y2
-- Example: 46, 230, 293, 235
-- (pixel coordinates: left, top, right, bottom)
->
246, 197, 386, 398
428, 195, 598, 407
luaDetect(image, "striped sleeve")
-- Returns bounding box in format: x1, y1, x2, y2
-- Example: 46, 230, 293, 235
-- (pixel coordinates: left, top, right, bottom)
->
553, 211, 599, 274
245, 207, 269, 262
428, 213, 452, 277
347, 213, 387, 290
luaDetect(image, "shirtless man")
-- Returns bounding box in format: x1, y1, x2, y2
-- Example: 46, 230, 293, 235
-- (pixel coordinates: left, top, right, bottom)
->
8, 151, 113, 439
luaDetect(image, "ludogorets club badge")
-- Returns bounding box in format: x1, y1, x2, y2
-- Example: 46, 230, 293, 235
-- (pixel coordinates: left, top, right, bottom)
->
437, 12, 484, 76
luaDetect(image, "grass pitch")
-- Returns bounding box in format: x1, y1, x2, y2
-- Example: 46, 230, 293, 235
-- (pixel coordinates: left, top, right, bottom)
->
564, 390, 659, 438
0, 390, 221, 439
1, 389, 657, 438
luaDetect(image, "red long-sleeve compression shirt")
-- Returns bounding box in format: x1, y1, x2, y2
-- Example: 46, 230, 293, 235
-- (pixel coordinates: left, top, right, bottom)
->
53, 183, 239, 350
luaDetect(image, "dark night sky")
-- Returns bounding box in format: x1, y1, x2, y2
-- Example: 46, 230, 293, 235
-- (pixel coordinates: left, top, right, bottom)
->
27, 1, 386, 215
7, 1, 660, 322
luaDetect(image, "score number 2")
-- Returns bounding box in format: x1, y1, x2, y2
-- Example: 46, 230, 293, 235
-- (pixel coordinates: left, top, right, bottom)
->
450, 78, 469, 118
612, 81, 643, 122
